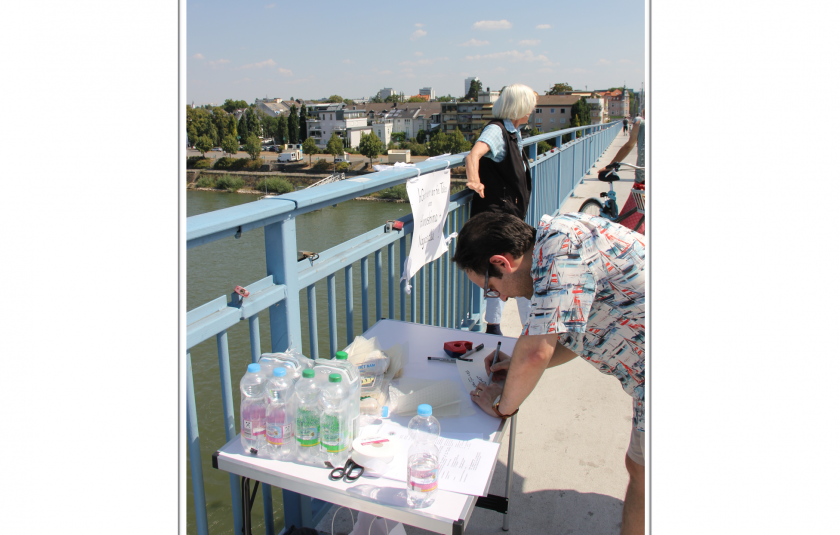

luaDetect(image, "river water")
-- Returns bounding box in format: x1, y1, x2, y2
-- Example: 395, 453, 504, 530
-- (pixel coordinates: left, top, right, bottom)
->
187, 191, 409, 535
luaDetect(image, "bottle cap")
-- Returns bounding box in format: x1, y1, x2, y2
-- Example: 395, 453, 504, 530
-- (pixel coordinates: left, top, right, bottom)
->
302, 369, 315, 378
247, 363, 261, 374
335, 351, 348, 360
329, 373, 342, 383
417, 404, 432, 416
272, 367, 287, 377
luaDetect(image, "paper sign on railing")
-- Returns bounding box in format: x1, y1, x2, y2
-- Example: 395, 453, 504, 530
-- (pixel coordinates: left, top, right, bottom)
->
400, 168, 457, 294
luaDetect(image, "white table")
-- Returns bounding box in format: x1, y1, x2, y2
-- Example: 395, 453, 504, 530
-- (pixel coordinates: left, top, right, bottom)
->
213, 319, 520, 534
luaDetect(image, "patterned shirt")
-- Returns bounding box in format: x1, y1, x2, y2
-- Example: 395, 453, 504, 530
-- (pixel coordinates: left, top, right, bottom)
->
523, 213, 646, 432
476, 119, 526, 170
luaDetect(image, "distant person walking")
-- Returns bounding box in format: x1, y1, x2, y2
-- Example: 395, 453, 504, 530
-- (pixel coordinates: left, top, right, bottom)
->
622, 117, 629, 135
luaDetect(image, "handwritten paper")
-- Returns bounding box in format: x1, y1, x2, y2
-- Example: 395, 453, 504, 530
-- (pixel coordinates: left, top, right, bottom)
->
456, 353, 493, 391
400, 168, 456, 294
367, 421, 499, 496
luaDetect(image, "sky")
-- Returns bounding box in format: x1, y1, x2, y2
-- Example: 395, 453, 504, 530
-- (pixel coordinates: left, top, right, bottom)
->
188, 0, 644, 106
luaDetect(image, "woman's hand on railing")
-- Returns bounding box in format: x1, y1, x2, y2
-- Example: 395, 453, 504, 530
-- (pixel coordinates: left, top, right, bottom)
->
465, 173, 485, 198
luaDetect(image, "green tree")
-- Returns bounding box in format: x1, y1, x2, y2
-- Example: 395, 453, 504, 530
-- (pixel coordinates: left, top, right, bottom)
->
299, 104, 308, 142
326, 133, 345, 172
222, 99, 248, 113
391, 132, 406, 143
466, 80, 483, 101
428, 130, 449, 156
288, 105, 299, 143
448, 128, 472, 153
246, 109, 260, 140
244, 134, 262, 160
195, 135, 213, 156
570, 97, 591, 127
438, 95, 453, 102
384, 94, 401, 104
302, 137, 318, 166
343, 99, 355, 106
326, 133, 344, 157
358, 132, 384, 168
221, 135, 239, 156
370, 95, 383, 103
275, 115, 288, 145
327, 95, 344, 103
547, 83, 574, 95
415, 128, 426, 143
407, 96, 426, 103
238, 114, 249, 142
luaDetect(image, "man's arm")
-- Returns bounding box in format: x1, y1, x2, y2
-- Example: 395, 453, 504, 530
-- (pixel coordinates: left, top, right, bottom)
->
600, 123, 639, 172
548, 342, 578, 367
495, 333, 557, 415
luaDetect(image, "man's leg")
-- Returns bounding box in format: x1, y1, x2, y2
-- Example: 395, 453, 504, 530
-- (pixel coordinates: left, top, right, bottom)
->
621, 428, 645, 535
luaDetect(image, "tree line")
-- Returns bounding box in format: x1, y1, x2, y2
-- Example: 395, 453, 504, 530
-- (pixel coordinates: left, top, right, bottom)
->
187, 100, 310, 152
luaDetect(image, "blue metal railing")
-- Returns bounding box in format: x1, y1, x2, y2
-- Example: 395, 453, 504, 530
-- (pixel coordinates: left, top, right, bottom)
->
186, 120, 622, 535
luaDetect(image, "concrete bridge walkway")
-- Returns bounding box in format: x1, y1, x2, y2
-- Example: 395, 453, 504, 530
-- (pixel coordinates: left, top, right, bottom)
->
317, 127, 644, 535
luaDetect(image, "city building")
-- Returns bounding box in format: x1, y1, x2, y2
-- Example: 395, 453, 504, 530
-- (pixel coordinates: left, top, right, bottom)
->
464, 77, 479, 97
528, 95, 581, 134
369, 122, 392, 147
377, 88, 396, 100
477, 90, 500, 104
598, 89, 629, 120
440, 99, 494, 143
306, 104, 371, 149
254, 97, 292, 117
419, 87, 435, 100
383, 105, 441, 141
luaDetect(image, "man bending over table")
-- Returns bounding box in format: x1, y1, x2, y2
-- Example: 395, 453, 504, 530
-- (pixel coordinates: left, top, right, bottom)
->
452, 211, 645, 535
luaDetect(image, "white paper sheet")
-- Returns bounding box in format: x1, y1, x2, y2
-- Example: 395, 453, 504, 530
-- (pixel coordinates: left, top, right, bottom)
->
362, 421, 500, 497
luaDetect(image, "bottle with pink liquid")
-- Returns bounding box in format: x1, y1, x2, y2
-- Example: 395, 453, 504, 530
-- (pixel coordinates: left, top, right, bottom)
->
240, 363, 267, 453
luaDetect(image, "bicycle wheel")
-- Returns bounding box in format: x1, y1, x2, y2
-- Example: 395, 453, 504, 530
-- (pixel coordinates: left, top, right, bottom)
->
579, 198, 603, 217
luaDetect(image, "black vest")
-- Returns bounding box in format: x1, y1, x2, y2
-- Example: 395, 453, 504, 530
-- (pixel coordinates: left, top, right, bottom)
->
471, 120, 532, 220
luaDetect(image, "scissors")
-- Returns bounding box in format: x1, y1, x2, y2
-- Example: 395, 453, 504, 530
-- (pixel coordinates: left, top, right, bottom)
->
328, 458, 364, 482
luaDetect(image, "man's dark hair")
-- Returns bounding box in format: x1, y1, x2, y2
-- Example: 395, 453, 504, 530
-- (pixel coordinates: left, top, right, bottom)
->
452, 212, 537, 278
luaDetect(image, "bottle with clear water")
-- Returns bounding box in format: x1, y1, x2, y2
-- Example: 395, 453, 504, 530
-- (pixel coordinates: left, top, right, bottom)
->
319, 373, 350, 467
240, 363, 267, 452
265, 366, 295, 460
406, 404, 441, 507
293, 368, 322, 463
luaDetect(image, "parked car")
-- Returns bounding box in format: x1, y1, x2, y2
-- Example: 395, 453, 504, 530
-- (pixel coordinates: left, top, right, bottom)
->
334, 153, 350, 163
211, 147, 223, 152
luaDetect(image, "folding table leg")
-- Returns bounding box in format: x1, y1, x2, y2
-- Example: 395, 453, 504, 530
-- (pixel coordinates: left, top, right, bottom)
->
503, 413, 518, 531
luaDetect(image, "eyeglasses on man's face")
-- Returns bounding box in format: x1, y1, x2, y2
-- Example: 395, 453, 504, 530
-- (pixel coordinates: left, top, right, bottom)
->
484, 268, 501, 299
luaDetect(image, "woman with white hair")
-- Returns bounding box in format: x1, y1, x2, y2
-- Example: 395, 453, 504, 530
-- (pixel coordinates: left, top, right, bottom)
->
464, 83, 536, 335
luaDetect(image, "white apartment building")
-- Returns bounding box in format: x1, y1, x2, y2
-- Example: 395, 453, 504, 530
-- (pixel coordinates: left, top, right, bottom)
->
307, 104, 372, 149
370, 122, 392, 147
476, 90, 500, 103
419, 87, 435, 100
378, 88, 396, 100
383, 107, 440, 140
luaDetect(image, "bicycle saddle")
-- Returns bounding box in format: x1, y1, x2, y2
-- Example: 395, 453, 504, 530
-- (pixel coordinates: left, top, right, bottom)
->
598, 169, 621, 183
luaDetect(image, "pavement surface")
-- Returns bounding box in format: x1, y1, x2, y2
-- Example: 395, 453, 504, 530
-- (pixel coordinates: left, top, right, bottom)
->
314, 128, 642, 535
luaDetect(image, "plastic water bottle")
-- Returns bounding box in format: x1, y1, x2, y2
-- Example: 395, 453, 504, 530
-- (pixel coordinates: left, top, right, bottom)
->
319, 373, 350, 467
240, 363, 267, 452
406, 404, 441, 507
293, 368, 322, 463
265, 367, 295, 460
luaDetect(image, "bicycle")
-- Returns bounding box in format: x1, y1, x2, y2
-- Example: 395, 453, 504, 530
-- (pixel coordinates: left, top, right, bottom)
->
578, 162, 645, 232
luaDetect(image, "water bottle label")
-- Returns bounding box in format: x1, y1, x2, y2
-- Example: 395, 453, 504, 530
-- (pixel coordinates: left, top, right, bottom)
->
242, 419, 265, 440
267, 423, 294, 446
320, 414, 347, 453
296, 410, 319, 447
408, 468, 438, 493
